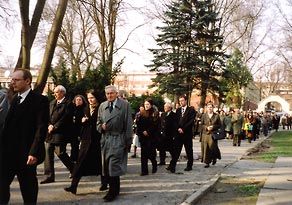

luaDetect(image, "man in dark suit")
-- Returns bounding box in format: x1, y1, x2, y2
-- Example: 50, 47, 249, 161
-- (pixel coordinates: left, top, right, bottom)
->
157, 102, 176, 165
167, 96, 196, 173
40, 85, 74, 184
0, 69, 49, 204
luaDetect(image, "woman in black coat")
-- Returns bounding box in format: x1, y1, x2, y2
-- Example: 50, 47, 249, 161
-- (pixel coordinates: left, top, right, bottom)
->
136, 98, 160, 176
70, 95, 88, 162
64, 89, 105, 194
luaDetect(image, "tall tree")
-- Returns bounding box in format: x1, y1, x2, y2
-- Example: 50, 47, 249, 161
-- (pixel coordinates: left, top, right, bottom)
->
193, 0, 226, 108
34, 0, 69, 93
148, 0, 201, 103
223, 48, 253, 108
79, 0, 122, 85
16, 0, 46, 69
148, 0, 226, 106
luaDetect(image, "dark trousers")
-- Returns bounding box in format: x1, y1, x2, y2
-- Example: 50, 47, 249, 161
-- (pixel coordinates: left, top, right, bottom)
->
70, 137, 80, 162
0, 157, 38, 204
71, 173, 107, 190
140, 140, 157, 174
44, 142, 74, 178
170, 134, 193, 169
159, 147, 174, 164
102, 175, 120, 196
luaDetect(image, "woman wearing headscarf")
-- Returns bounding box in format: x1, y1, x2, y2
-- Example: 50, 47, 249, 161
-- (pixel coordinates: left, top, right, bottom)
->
136, 98, 160, 176
201, 102, 222, 168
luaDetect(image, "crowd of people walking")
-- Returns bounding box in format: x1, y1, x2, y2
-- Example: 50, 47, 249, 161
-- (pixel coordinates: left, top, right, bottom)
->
0, 69, 286, 204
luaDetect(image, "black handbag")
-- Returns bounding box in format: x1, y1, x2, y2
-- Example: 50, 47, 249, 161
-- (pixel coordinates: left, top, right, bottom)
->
212, 129, 226, 140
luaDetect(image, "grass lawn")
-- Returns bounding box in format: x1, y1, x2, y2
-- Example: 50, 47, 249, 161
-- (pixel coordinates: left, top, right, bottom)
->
260, 130, 292, 162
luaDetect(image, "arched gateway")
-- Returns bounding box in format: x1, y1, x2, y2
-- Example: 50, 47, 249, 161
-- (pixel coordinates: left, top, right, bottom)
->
257, 94, 290, 113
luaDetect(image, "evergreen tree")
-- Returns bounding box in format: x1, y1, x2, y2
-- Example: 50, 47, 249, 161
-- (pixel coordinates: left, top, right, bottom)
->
192, 0, 226, 108
148, 0, 226, 106
223, 48, 253, 109
147, 0, 201, 103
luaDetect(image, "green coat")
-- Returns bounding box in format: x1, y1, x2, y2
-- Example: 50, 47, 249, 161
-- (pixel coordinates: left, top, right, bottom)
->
231, 114, 244, 135
201, 112, 221, 164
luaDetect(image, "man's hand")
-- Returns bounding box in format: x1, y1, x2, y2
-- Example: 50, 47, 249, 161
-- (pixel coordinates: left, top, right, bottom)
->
142, 130, 149, 136
48, 124, 54, 134
27, 155, 37, 165
102, 123, 107, 131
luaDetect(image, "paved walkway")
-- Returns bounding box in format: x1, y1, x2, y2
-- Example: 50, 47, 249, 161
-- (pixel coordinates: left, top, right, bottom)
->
8, 132, 276, 205
256, 156, 292, 205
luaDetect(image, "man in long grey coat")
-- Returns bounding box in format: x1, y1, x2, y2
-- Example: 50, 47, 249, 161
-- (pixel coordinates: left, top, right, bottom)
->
97, 85, 133, 202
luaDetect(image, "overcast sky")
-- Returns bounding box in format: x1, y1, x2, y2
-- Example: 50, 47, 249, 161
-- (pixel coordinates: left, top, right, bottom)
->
0, 0, 290, 76
0, 0, 161, 73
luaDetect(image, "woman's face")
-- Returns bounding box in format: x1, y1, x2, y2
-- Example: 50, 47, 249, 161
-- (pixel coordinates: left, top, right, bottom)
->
144, 101, 152, 111
75, 97, 83, 106
87, 93, 96, 105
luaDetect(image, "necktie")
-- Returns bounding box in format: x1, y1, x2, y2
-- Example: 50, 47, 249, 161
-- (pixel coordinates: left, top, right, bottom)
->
181, 107, 185, 117
17, 96, 22, 105
109, 102, 113, 113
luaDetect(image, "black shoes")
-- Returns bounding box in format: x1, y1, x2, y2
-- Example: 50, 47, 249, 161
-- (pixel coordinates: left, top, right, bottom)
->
64, 186, 77, 194
184, 167, 192, 171
204, 164, 210, 168
166, 166, 175, 173
40, 177, 55, 184
140, 172, 149, 176
131, 154, 137, 158
103, 193, 117, 202
99, 184, 108, 191
212, 159, 217, 165
103, 191, 119, 202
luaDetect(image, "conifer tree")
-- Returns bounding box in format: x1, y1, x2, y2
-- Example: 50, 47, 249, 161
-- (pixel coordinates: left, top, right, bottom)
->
148, 0, 226, 106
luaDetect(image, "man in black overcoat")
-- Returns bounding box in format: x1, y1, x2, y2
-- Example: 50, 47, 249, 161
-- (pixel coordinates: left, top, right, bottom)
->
167, 96, 196, 173
157, 102, 176, 165
0, 69, 49, 204
41, 85, 74, 184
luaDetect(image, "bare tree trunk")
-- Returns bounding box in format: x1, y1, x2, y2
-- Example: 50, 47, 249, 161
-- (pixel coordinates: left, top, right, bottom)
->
34, 0, 69, 93
16, 0, 46, 69
200, 82, 208, 109
18, 0, 30, 69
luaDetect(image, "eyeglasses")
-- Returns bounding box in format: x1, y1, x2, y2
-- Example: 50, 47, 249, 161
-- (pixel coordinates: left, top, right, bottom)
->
11, 78, 24, 82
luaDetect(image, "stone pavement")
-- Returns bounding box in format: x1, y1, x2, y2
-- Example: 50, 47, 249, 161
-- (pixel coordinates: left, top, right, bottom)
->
8, 133, 273, 205
256, 156, 292, 205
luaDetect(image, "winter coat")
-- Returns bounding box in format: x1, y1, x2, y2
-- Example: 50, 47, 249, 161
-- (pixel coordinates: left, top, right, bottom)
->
97, 98, 133, 176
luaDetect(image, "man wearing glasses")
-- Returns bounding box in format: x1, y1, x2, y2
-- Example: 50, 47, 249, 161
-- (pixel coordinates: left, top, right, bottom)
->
0, 69, 49, 204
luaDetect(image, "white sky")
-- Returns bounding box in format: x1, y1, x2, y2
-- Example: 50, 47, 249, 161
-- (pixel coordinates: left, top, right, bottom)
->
0, 0, 161, 73
0, 0, 290, 76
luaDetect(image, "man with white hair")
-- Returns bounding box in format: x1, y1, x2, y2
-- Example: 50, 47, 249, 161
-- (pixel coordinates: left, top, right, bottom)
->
157, 102, 176, 166
97, 85, 133, 202
41, 85, 75, 184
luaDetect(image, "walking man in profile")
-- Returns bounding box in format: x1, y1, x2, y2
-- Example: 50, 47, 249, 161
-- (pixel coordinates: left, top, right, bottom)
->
97, 85, 133, 202
0, 69, 49, 204
41, 85, 74, 184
